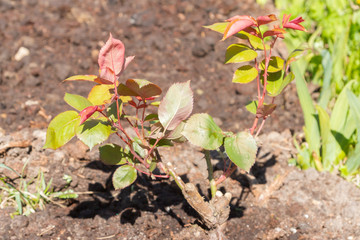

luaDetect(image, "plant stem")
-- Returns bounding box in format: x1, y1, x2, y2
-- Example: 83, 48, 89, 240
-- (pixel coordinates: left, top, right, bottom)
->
250, 117, 259, 135
204, 150, 216, 199
215, 164, 237, 186
154, 149, 186, 190
255, 58, 261, 101
255, 118, 266, 138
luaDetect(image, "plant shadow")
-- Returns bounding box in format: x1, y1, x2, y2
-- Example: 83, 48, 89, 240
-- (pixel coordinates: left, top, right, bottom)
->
68, 146, 277, 226
68, 160, 199, 227
209, 147, 277, 220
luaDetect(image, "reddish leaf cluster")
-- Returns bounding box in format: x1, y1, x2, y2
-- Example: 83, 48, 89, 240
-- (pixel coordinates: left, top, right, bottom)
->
222, 14, 306, 40
97, 33, 135, 84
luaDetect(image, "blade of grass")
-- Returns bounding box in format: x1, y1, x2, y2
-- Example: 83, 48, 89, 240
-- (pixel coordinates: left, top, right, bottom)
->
0, 163, 22, 177
292, 61, 320, 156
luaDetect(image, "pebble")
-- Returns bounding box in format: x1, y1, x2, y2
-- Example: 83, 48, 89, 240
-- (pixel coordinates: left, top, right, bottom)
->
10, 215, 29, 229
32, 129, 46, 141
130, 10, 157, 28
54, 63, 71, 80
192, 37, 215, 58
25, 75, 42, 87
71, 7, 95, 25
14, 47, 30, 61
3, 71, 20, 87
21, 36, 36, 48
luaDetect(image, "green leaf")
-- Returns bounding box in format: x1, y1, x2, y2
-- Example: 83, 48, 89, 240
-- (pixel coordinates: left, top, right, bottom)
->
144, 113, 159, 121
260, 56, 284, 72
232, 65, 258, 84
0, 163, 21, 177
182, 113, 224, 150
286, 47, 306, 67
203, 22, 229, 34
99, 144, 130, 165
293, 61, 320, 156
118, 79, 162, 99
64, 93, 93, 112
158, 81, 193, 131
345, 142, 360, 174
318, 50, 333, 108
64, 75, 99, 82
149, 139, 173, 147
269, 72, 295, 97
245, 101, 258, 115
88, 84, 113, 105
14, 192, 22, 215
347, 90, 360, 128
166, 121, 185, 140
330, 81, 355, 140
263, 71, 283, 95
225, 44, 257, 64
44, 111, 80, 149
238, 31, 270, 50
52, 190, 78, 199
112, 165, 137, 190
346, 90, 360, 174
224, 131, 257, 172
316, 105, 339, 171
132, 138, 147, 158
107, 99, 123, 122
76, 119, 114, 149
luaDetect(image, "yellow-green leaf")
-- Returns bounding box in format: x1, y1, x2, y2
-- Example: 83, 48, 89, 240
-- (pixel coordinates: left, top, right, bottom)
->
232, 65, 258, 84
203, 22, 229, 34
225, 44, 257, 64
260, 56, 284, 73
64, 75, 99, 82
43, 111, 80, 149
64, 93, 93, 111
88, 84, 113, 105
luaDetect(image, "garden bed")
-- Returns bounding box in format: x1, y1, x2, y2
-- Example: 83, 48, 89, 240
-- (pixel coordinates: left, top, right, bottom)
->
1, 0, 359, 239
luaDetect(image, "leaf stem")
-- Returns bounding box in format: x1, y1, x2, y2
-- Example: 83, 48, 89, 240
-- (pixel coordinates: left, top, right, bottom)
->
215, 164, 237, 186
255, 118, 266, 138
204, 150, 216, 199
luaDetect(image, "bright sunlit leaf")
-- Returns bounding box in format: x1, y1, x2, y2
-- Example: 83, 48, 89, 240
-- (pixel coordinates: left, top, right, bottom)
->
44, 111, 80, 149
225, 44, 257, 64
64, 93, 93, 112
88, 84, 113, 105
232, 65, 258, 83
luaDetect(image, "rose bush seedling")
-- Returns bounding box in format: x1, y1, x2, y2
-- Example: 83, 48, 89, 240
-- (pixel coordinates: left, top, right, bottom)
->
44, 14, 304, 229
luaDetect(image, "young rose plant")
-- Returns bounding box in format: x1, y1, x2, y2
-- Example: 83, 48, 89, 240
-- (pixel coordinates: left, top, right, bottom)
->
44, 14, 304, 229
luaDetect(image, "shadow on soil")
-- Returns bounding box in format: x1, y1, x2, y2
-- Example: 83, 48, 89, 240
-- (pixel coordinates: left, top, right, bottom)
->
68, 152, 277, 226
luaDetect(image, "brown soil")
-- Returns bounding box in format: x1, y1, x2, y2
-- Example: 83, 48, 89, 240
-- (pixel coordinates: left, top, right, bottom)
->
1, 0, 359, 239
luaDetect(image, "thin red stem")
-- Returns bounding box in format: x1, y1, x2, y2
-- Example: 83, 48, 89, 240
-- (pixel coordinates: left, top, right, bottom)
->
215, 164, 237, 186
255, 118, 266, 138
128, 162, 168, 178
250, 117, 259, 135
254, 59, 261, 101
